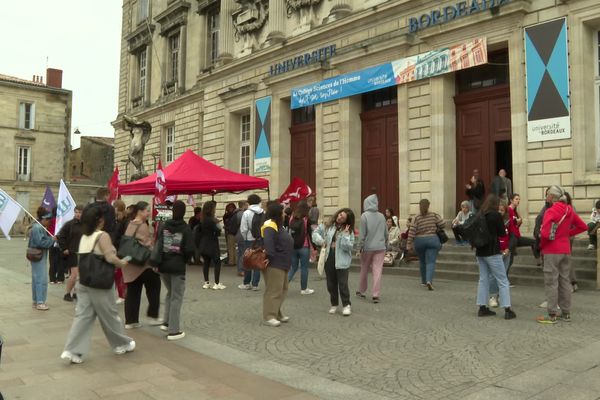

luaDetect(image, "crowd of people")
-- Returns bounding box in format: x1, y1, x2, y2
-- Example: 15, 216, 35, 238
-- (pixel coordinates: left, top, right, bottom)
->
24, 176, 597, 363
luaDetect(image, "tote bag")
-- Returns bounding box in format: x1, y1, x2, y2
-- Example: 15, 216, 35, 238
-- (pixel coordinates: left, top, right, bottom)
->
78, 233, 115, 289
117, 223, 151, 265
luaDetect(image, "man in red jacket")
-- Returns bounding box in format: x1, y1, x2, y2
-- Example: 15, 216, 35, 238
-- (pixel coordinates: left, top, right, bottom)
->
537, 185, 587, 324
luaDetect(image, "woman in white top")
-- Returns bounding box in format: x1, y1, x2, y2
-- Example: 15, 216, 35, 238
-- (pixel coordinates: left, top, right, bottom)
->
61, 206, 134, 364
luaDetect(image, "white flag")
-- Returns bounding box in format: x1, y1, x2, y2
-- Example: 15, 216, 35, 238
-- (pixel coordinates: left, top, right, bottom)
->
55, 180, 76, 235
0, 189, 22, 240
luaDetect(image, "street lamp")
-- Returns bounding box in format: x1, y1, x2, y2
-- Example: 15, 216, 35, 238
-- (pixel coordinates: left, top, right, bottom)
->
151, 153, 160, 171
74, 128, 81, 135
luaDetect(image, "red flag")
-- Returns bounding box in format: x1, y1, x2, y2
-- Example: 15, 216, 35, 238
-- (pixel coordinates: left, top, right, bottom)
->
153, 160, 167, 219
107, 166, 120, 204
279, 177, 313, 206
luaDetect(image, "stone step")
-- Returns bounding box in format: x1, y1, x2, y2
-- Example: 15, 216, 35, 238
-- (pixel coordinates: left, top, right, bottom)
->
438, 250, 596, 269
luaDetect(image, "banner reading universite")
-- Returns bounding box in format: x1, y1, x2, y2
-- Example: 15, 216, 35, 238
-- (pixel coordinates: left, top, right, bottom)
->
291, 37, 487, 109
524, 18, 570, 142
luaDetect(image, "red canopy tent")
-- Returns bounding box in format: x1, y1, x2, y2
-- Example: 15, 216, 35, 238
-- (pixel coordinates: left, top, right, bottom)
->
118, 149, 269, 195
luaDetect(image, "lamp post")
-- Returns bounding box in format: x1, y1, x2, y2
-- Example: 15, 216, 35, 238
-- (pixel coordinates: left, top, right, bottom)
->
151, 153, 160, 171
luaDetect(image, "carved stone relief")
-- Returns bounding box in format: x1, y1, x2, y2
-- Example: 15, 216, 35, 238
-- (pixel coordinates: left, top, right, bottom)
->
123, 115, 152, 180
233, 0, 269, 55
285, 0, 322, 35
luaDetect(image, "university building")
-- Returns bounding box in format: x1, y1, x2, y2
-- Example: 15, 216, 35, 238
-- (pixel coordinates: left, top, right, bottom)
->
112, 0, 600, 226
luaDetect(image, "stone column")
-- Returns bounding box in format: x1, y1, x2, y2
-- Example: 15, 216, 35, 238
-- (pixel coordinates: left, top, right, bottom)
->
326, 0, 352, 23
266, 0, 285, 45
218, 0, 236, 64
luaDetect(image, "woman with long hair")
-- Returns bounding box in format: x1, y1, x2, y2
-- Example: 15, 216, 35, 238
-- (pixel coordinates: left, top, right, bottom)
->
386, 217, 401, 253
488, 200, 511, 308
406, 199, 445, 291
122, 201, 162, 328
507, 193, 538, 276
474, 194, 516, 320
384, 208, 399, 228
61, 206, 134, 364
312, 208, 355, 316
223, 202, 238, 267
262, 203, 294, 326
199, 201, 225, 289
28, 207, 56, 310
287, 200, 314, 294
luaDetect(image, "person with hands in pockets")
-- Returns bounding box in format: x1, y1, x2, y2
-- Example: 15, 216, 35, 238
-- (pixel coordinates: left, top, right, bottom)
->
312, 208, 356, 316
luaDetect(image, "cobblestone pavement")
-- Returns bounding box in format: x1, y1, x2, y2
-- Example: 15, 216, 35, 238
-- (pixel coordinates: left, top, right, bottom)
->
2, 238, 600, 399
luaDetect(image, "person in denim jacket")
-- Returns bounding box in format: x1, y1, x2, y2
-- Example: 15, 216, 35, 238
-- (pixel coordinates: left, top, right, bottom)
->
28, 207, 56, 310
312, 208, 355, 316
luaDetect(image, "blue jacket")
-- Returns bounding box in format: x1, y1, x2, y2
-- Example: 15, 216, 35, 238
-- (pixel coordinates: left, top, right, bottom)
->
311, 224, 355, 269
28, 223, 54, 249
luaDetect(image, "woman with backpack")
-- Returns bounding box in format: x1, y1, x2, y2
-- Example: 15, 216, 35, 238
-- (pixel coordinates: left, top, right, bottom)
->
198, 201, 225, 290
474, 194, 516, 320
287, 201, 314, 295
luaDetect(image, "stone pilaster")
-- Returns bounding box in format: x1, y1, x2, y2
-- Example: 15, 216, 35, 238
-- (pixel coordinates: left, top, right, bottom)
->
266, 0, 286, 45
218, 0, 235, 64
325, 0, 352, 23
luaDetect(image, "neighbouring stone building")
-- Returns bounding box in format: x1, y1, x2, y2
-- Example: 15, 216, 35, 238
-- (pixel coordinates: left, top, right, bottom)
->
70, 136, 115, 185
112, 0, 600, 227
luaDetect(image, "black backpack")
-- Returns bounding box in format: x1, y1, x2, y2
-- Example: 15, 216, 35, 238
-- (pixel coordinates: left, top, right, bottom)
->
226, 209, 243, 236
462, 213, 490, 248
289, 218, 305, 249
250, 211, 266, 240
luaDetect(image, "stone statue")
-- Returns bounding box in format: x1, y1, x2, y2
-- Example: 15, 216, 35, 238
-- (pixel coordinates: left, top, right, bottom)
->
123, 114, 152, 181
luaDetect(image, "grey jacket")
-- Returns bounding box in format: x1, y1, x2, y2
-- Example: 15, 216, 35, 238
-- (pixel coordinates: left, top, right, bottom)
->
358, 194, 388, 252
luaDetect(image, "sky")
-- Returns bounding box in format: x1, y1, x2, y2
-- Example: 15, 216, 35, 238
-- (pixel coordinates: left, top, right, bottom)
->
1, 1, 122, 149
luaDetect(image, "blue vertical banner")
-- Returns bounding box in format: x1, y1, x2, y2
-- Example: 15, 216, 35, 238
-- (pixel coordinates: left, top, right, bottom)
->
525, 17, 570, 142
255, 96, 272, 174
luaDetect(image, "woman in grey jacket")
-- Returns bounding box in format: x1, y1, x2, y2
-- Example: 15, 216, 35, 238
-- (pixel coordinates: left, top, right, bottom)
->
312, 208, 355, 316
357, 194, 388, 303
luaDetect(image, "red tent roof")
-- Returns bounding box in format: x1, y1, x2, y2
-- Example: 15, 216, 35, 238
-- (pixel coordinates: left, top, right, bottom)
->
118, 150, 269, 195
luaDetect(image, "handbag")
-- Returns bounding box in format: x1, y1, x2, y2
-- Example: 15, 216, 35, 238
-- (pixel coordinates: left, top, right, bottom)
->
117, 223, 151, 265
78, 233, 115, 289
242, 245, 268, 271
316, 246, 327, 276
26, 248, 43, 262
436, 228, 448, 244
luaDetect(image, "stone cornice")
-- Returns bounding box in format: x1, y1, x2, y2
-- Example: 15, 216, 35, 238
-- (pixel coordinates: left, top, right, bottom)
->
155, 0, 191, 35
286, 0, 322, 17
217, 82, 259, 100
196, 0, 219, 14
125, 23, 155, 53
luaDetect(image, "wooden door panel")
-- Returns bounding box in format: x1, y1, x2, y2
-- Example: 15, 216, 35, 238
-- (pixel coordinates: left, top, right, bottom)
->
457, 102, 487, 141
290, 122, 316, 191
489, 97, 512, 141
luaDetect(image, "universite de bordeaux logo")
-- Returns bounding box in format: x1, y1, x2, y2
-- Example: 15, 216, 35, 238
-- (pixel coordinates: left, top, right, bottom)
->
57, 197, 73, 217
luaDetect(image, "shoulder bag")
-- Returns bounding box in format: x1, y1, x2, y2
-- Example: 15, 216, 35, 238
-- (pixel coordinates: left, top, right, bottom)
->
117, 223, 151, 265
26, 248, 43, 262
78, 233, 116, 289
435, 214, 449, 244
243, 244, 267, 271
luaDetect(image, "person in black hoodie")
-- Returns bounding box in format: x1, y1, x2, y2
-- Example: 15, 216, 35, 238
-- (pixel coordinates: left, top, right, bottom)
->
151, 200, 194, 341
57, 204, 85, 302
84, 187, 117, 239
474, 194, 516, 320
198, 201, 225, 290
465, 169, 485, 213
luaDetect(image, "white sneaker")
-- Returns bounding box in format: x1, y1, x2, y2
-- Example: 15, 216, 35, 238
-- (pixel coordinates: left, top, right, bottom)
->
160, 324, 169, 332
212, 283, 226, 290
251, 286, 260, 291
237, 283, 251, 290
342, 305, 351, 316
488, 296, 499, 308
125, 322, 142, 329
116, 298, 125, 304
114, 340, 136, 355
263, 318, 281, 327
539, 301, 548, 308
147, 318, 164, 326
60, 351, 83, 364
588, 244, 595, 250
300, 288, 315, 295
328, 306, 337, 314
202, 282, 211, 289
167, 332, 186, 341
279, 316, 290, 323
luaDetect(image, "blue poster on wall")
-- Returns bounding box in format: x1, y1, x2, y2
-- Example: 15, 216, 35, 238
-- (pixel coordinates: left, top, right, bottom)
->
524, 17, 570, 142
255, 96, 271, 174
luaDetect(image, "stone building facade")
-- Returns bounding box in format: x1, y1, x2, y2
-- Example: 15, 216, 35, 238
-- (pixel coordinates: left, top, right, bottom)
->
70, 136, 115, 185
113, 0, 600, 226
0, 70, 73, 232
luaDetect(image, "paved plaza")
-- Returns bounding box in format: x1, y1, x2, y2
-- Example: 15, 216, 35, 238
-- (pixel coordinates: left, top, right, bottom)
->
1, 238, 600, 399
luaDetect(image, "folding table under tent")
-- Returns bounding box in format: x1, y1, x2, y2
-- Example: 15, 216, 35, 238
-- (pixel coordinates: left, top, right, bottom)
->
118, 149, 270, 196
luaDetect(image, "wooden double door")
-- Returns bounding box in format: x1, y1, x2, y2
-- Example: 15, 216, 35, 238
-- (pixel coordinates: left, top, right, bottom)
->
455, 85, 512, 206
290, 121, 316, 192
361, 105, 399, 213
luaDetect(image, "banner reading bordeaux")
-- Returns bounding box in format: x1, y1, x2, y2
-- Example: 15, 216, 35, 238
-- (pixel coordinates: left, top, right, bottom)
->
291, 38, 487, 109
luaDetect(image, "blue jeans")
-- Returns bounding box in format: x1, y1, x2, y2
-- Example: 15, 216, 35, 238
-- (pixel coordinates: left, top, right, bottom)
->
477, 254, 511, 308
31, 251, 48, 304
288, 247, 310, 290
489, 253, 511, 295
240, 240, 261, 287
414, 235, 441, 284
